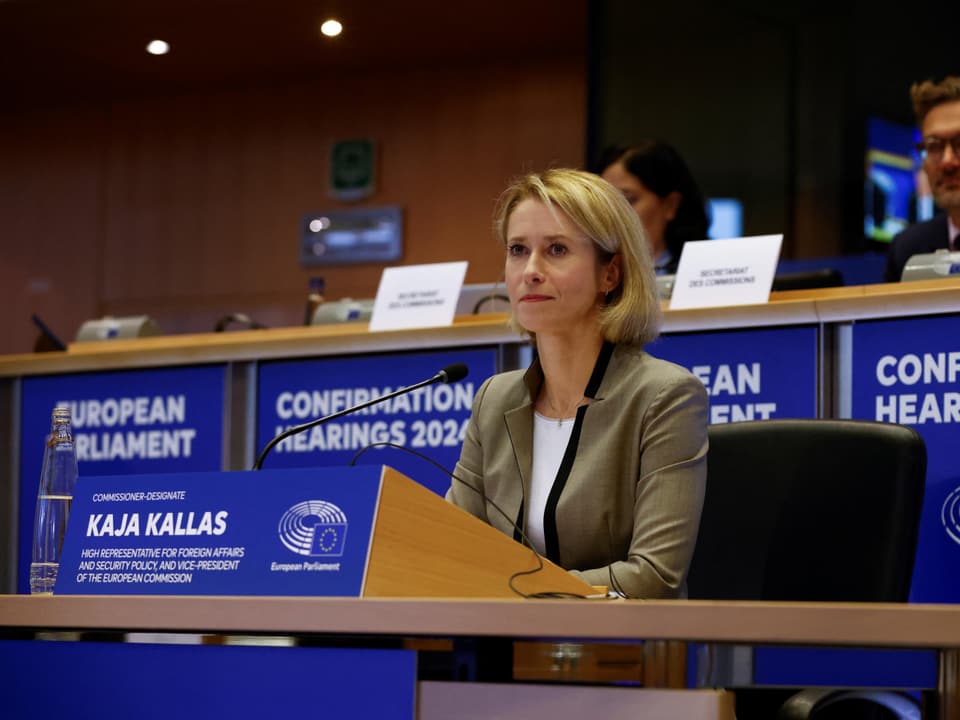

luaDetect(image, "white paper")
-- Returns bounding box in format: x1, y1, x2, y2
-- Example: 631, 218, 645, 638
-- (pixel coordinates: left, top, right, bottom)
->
368, 261, 468, 332
668, 235, 783, 309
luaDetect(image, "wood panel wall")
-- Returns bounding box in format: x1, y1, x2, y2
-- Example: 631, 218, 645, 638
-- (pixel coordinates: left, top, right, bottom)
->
1, 107, 104, 355
0, 57, 585, 354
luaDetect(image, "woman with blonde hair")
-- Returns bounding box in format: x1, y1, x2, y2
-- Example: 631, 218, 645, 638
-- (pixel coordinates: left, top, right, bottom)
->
447, 169, 708, 598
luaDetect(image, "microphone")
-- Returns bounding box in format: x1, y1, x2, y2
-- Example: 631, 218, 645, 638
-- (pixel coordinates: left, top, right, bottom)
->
435, 363, 468, 384
252, 363, 469, 470
32, 313, 67, 352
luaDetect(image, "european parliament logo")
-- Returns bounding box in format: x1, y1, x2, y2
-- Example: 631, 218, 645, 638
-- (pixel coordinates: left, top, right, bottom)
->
278, 500, 348, 557
943, 486, 960, 547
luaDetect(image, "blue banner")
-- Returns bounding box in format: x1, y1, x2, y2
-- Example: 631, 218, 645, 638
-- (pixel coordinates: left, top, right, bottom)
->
19, 365, 226, 593
0, 640, 416, 719
256, 348, 497, 495
57, 467, 387, 596
648, 326, 819, 422
850, 314, 960, 602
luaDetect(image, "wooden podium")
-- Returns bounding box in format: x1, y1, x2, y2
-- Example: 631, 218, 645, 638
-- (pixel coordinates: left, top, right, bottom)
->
364, 467, 593, 598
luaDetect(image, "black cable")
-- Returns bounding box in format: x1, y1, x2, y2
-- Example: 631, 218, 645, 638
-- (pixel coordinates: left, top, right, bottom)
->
608, 566, 629, 599
31, 314, 67, 352
606, 541, 630, 600
601, 515, 631, 598
348, 442, 615, 600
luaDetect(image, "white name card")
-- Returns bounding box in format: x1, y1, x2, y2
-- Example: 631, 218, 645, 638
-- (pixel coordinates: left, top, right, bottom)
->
669, 234, 783, 310
369, 261, 468, 332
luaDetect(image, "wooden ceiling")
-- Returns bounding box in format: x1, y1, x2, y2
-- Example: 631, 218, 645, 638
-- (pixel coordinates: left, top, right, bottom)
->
0, 0, 588, 107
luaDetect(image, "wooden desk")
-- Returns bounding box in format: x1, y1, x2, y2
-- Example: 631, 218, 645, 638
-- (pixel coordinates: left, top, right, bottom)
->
1, 597, 958, 718
1, 279, 958, 378
0, 596, 957, 647
2, 280, 959, 714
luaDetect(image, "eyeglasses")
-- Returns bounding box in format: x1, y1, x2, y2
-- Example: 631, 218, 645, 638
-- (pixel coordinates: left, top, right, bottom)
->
916, 136, 960, 162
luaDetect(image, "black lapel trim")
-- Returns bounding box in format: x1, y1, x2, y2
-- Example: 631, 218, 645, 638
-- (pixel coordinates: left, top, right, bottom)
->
585, 340, 615, 399
513, 500, 525, 543
542, 341, 615, 564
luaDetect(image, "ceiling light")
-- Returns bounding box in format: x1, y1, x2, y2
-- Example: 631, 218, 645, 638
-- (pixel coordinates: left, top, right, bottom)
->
146, 40, 170, 55
320, 19, 343, 38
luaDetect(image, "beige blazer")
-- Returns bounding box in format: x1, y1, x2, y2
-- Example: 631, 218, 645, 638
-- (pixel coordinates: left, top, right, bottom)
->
447, 342, 708, 598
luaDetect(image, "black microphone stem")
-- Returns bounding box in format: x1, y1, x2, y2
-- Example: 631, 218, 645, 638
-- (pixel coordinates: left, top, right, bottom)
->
253, 372, 445, 470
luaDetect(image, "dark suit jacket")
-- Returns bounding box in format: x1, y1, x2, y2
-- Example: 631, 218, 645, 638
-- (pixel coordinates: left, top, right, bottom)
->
446, 342, 708, 599
884, 214, 950, 282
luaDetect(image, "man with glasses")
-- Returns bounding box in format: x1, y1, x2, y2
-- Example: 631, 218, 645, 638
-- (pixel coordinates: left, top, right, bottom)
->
884, 76, 960, 282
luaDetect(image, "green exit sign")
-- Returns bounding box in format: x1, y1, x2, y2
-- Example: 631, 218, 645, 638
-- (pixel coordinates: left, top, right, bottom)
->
330, 139, 376, 201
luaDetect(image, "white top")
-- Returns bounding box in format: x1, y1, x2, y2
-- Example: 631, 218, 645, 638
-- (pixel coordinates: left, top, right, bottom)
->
526, 412, 575, 555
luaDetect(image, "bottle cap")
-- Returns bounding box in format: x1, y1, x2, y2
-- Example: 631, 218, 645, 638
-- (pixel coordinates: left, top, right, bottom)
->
52, 406, 71, 423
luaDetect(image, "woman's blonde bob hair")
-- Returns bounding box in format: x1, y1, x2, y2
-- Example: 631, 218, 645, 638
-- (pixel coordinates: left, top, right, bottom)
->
494, 168, 662, 347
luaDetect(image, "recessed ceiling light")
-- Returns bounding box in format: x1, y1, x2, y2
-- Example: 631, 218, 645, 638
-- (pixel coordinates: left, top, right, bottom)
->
146, 40, 170, 56
320, 19, 343, 38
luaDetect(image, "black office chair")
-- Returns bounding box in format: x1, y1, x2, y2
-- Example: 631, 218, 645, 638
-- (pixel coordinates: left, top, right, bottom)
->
688, 419, 927, 720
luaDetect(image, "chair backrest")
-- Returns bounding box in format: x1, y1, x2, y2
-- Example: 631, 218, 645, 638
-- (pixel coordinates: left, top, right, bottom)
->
687, 419, 926, 602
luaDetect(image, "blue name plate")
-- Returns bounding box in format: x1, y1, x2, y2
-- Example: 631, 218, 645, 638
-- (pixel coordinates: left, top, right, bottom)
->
56, 467, 386, 596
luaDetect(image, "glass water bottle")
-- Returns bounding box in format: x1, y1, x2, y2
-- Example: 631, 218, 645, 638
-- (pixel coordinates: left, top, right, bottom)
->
30, 406, 79, 595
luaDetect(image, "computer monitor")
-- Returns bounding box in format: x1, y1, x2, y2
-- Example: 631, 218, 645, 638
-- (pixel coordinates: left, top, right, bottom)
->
707, 198, 743, 239
864, 116, 933, 243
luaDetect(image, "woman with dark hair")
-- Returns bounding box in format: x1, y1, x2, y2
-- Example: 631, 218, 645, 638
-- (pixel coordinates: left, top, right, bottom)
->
598, 141, 710, 275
